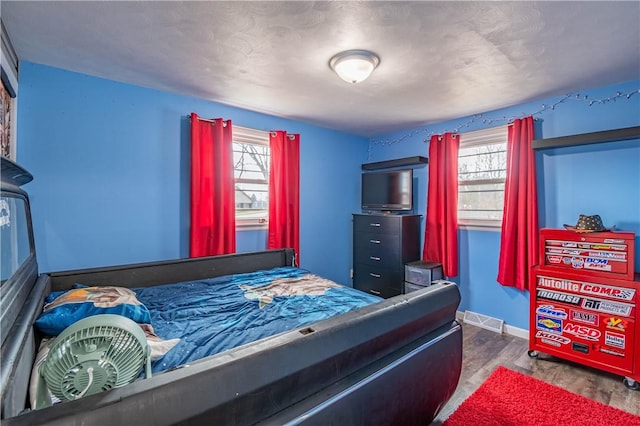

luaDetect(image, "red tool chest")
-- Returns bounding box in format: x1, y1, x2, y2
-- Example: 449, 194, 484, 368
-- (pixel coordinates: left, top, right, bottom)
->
530, 229, 640, 388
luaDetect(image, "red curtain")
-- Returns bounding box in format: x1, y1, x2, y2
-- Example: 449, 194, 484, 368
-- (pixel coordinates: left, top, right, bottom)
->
497, 116, 539, 290
268, 131, 300, 262
189, 113, 236, 257
423, 133, 459, 277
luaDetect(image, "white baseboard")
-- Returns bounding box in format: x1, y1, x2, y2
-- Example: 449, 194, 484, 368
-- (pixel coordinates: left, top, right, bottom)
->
456, 310, 529, 340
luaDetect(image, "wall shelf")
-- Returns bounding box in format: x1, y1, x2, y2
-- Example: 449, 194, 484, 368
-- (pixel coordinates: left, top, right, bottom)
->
532, 126, 640, 150
362, 156, 428, 170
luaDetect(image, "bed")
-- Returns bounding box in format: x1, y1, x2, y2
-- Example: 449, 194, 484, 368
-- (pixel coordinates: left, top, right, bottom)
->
0, 157, 463, 425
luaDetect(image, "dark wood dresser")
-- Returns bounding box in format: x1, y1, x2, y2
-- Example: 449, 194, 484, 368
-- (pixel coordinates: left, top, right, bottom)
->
353, 213, 421, 298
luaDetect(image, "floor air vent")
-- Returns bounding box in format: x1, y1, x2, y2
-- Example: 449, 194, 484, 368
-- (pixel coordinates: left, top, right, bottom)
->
463, 310, 504, 334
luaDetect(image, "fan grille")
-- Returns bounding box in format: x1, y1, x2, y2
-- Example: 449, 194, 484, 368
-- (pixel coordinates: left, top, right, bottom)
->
42, 318, 147, 401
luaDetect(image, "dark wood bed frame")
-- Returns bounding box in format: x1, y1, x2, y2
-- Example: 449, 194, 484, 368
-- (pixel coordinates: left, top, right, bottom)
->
0, 157, 463, 425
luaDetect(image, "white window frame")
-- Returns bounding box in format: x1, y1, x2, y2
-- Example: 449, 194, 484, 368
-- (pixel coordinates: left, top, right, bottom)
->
233, 126, 270, 230
457, 125, 508, 230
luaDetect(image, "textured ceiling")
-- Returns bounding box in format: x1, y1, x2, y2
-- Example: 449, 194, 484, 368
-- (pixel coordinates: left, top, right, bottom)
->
3, 1, 639, 136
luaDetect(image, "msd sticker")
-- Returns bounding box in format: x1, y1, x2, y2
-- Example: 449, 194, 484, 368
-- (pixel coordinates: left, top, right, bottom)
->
580, 283, 635, 301
604, 331, 625, 349
570, 310, 599, 326
547, 255, 562, 264
563, 323, 601, 341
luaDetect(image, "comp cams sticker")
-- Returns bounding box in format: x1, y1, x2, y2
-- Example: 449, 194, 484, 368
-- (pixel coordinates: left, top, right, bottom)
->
579, 282, 635, 301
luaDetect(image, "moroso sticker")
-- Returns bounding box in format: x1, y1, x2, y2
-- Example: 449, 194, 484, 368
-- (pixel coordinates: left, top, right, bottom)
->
547, 256, 562, 264
580, 283, 635, 301
537, 276, 580, 292
536, 305, 568, 319
537, 315, 563, 333
606, 317, 628, 332
584, 258, 612, 271
570, 310, 598, 326
537, 290, 582, 305
563, 323, 601, 341
581, 298, 633, 316
604, 331, 625, 349
536, 330, 571, 345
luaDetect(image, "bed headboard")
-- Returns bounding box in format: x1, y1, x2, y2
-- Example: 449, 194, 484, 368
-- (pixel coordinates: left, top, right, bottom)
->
47, 249, 297, 291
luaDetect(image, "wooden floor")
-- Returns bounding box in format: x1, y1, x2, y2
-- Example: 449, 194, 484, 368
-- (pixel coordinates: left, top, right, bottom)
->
432, 322, 640, 424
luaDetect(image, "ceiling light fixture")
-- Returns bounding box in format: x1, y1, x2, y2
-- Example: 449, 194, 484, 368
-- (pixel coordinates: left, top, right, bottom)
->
329, 50, 380, 84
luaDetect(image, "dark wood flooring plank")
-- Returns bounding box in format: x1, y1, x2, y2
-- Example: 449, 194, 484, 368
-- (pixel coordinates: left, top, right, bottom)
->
431, 322, 640, 424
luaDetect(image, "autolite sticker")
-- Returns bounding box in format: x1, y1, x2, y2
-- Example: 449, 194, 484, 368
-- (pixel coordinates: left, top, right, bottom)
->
536, 330, 570, 345
604, 331, 625, 349
570, 310, 598, 326
537, 276, 580, 292
563, 323, 601, 341
582, 298, 633, 316
536, 305, 568, 319
580, 283, 635, 301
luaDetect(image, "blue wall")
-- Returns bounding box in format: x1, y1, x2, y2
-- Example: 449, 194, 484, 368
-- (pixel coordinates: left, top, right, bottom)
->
15, 61, 639, 331
17, 62, 369, 285
370, 80, 640, 330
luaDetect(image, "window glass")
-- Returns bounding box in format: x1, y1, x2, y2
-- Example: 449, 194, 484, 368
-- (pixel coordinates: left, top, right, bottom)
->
457, 126, 507, 228
0, 195, 32, 283
233, 126, 270, 228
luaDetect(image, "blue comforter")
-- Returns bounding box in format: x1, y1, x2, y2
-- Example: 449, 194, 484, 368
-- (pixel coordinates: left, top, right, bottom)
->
133, 267, 381, 374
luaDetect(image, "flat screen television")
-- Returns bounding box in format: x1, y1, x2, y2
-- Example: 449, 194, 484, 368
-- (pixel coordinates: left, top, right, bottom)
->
361, 169, 413, 212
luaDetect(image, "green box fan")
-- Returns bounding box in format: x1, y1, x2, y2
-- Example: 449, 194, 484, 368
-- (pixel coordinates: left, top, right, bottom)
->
35, 314, 152, 409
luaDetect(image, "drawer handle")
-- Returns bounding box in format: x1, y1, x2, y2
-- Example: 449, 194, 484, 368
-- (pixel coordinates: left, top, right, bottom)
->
369, 256, 381, 261
370, 223, 381, 227
369, 289, 381, 295
369, 273, 381, 278
369, 239, 381, 244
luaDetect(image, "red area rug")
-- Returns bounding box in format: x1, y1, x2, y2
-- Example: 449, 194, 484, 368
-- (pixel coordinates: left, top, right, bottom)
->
443, 366, 640, 426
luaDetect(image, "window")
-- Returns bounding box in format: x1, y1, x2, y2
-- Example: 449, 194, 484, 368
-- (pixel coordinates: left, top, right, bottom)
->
1, 195, 32, 284
457, 125, 508, 228
233, 126, 270, 229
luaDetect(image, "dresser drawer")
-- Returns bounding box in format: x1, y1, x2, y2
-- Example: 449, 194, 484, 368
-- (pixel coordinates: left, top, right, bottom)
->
353, 215, 401, 235
353, 263, 403, 298
354, 232, 401, 266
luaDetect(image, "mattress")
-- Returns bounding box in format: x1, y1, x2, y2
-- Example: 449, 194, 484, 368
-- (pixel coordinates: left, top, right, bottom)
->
132, 267, 382, 373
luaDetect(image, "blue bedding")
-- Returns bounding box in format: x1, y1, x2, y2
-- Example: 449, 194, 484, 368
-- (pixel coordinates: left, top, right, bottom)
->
133, 267, 382, 374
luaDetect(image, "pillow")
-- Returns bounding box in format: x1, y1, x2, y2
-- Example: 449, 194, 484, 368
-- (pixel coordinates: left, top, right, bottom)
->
28, 337, 61, 409
34, 286, 151, 336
